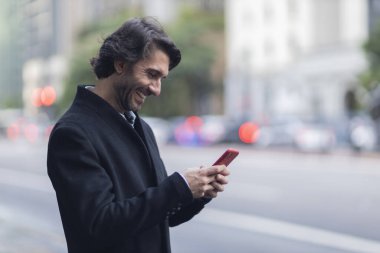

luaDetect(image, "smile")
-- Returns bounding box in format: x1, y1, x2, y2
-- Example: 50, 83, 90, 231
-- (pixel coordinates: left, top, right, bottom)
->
135, 90, 146, 103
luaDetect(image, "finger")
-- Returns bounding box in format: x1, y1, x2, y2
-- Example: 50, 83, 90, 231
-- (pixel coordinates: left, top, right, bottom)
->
203, 166, 224, 176
205, 190, 218, 198
204, 184, 215, 192
219, 166, 230, 176
215, 174, 229, 184
205, 172, 224, 184
205, 175, 216, 184
211, 182, 224, 192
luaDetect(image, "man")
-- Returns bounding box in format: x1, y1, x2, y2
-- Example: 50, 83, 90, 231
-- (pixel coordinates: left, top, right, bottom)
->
47, 17, 230, 253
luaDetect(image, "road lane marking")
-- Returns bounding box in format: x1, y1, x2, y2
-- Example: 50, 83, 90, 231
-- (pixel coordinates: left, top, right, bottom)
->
0, 167, 53, 194
198, 208, 380, 253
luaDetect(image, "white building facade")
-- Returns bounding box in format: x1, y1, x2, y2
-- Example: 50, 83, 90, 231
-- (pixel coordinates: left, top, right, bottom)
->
225, 0, 368, 122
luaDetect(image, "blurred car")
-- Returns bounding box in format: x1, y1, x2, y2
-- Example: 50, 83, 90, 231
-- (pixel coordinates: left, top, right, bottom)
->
171, 115, 227, 146
0, 110, 54, 143
255, 117, 299, 148
294, 123, 336, 152
142, 116, 171, 146
348, 114, 377, 151
170, 115, 204, 146
0, 109, 23, 139
255, 117, 336, 152
198, 115, 227, 145
222, 118, 260, 144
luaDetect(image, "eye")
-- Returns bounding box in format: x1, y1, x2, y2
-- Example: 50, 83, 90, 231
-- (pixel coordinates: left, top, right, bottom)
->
146, 70, 159, 79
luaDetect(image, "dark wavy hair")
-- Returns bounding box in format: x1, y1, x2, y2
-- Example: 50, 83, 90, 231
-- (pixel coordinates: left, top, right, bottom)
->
90, 17, 181, 79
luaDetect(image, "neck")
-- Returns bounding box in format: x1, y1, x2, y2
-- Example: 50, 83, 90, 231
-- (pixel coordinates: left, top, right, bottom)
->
93, 78, 123, 113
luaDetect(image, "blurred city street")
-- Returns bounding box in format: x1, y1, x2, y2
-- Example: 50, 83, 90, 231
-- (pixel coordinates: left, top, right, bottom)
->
1, 0, 380, 252
0, 140, 379, 253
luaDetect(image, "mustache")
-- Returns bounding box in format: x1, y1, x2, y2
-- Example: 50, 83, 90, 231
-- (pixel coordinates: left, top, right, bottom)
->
114, 84, 152, 111
136, 87, 152, 96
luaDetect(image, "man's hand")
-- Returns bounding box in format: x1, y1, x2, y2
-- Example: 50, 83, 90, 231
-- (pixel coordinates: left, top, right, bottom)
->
183, 165, 229, 199
204, 166, 230, 198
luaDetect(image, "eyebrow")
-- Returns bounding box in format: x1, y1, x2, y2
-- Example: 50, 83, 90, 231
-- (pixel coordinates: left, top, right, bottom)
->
147, 68, 168, 78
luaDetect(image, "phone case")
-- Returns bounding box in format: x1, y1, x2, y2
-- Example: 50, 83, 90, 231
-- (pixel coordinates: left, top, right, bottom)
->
213, 148, 239, 166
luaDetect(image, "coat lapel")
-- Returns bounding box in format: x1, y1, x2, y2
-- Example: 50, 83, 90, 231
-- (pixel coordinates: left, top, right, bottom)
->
138, 118, 168, 184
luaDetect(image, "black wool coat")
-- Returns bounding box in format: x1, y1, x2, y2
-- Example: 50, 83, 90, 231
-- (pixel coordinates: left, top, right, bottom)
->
47, 85, 209, 253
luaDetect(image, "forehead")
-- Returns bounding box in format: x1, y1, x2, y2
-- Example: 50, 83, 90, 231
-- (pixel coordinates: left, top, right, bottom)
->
134, 48, 170, 75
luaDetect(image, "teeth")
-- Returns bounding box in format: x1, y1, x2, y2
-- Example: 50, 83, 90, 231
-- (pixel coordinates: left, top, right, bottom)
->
136, 91, 145, 100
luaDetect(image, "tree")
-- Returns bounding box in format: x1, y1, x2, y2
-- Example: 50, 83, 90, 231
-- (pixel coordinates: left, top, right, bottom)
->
362, 22, 380, 119
361, 22, 380, 91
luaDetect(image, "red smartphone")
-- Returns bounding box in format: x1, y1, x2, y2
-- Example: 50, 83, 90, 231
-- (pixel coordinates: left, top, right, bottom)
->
213, 148, 239, 166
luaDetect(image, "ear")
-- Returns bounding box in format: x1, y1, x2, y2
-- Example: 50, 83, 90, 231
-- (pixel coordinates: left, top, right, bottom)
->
114, 60, 126, 74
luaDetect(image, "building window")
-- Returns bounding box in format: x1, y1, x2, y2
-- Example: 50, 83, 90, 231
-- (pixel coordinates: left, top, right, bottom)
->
264, 2, 274, 23
288, 0, 298, 20
288, 34, 300, 57
264, 39, 275, 58
313, 0, 341, 48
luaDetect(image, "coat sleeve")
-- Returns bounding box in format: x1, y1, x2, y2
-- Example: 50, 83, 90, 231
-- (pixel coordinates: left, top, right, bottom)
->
47, 123, 193, 243
139, 117, 213, 227
168, 197, 212, 227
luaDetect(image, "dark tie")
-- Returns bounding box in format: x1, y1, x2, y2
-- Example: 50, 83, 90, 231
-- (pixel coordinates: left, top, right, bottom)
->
124, 111, 136, 127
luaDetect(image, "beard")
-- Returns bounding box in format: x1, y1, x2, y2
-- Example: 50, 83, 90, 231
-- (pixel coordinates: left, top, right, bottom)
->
113, 78, 149, 112
113, 79, 135, 112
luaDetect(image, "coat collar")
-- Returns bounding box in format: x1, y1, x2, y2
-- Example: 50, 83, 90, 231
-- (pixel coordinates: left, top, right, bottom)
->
73, 85, 145, 128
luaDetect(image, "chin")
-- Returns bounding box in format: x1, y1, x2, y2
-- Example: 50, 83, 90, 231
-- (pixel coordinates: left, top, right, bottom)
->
134, 106, 142, 112
132, 100, 144, 112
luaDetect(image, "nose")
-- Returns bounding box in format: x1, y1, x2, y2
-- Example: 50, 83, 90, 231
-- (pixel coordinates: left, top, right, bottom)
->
149, 79, 161, 96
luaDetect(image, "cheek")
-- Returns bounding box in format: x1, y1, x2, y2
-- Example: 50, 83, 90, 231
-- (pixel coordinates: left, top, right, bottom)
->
115, 75, 144, 108
116, 77, 135, 97
123, 84, 142, 108
114, 82, 131, 105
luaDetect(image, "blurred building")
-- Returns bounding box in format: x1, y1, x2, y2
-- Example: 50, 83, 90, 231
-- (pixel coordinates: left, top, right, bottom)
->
225, 0, 368, 122
0, 1, 24, 108
143, 0, 223, 23
15, 0, 137, 116
369, 0, 380, 33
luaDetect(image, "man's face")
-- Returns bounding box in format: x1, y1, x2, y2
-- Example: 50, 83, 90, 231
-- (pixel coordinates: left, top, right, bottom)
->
114, 48, 170, 112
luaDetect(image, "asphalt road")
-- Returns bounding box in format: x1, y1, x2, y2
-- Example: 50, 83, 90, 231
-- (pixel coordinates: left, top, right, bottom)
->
0, 140, 379, 253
